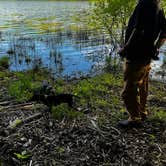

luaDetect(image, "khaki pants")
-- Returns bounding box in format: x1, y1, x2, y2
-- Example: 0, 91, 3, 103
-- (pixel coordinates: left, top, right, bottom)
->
121, 60, 151, 121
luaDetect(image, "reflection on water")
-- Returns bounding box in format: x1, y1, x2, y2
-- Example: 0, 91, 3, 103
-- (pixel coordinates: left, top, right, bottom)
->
1, 29, 110, 78
0, 0, 166, 80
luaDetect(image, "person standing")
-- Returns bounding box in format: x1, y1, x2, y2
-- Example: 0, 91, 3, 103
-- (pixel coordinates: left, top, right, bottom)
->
118, 0, 166, 127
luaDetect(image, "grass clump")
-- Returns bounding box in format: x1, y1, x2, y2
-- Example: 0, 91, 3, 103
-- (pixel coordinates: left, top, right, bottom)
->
8, 72, 39, 101
0, 56, 9, 69
51, 103, 84, 121
8, 68, 52, 102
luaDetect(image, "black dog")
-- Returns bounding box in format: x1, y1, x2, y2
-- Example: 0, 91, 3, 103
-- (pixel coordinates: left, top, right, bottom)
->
30, 81, 79, 110
31, 93, 77, 107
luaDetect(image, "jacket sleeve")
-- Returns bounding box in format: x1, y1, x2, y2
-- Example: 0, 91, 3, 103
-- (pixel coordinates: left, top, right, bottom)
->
125, 3, 144, 47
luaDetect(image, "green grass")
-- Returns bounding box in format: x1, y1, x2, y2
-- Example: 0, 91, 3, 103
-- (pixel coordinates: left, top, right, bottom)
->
7, 68, 55, 101
6, 70, 121, 120
3, 67, 166, 125
8, 74, 33, 101
51, 103, 84, 120
149, 108, 166, 122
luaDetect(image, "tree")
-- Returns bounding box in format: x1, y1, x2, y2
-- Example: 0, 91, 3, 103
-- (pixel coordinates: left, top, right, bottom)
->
90, 0, 135, 45
90, 0, 166, 45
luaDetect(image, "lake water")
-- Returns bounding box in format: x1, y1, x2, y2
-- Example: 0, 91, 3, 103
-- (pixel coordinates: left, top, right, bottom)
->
0, 0, 166, 80
0, 0, 110, 78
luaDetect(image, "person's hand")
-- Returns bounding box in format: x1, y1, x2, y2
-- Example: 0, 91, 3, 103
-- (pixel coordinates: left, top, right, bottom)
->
152, 46, 160, 60
156, 48, 159, 56
117, 46, 127, 58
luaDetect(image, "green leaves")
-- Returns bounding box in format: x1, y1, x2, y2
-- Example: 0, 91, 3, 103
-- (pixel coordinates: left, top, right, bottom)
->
51, 103, 84, 120
90, 0, 135, 44
8, 73, 33, 101
14, 152, 31, 160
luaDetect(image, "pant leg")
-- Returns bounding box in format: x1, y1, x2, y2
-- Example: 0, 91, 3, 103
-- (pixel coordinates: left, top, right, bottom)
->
138, 64, 151, 117
121, 61, 150, 121
122, 80, 142, 121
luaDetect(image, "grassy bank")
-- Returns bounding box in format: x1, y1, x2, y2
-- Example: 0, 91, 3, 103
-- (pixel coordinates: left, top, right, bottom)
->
0, 66, 166, 124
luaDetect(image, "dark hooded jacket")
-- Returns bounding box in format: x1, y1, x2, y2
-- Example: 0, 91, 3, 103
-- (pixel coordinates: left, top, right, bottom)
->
125, 0, 166, 62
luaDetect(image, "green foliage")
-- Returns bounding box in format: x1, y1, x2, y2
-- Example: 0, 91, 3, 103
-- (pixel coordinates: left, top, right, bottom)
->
89, 0, 166, 44
149, 134, 156, 141
72, 73, 122, 113
150, 108, 166, 122
8, 73, 34, 101
104, 55, 122, 72
8, 68, 52, 101
14, 152, 31, 161
0, 56, 9, 69
51, 103, 84, 120
162, 0, 166, 10
73, 73, 121, 98
56, 147, 65, 154
9, 119, 22, 129
89, 0, 135, 44
0, 71, 9, 78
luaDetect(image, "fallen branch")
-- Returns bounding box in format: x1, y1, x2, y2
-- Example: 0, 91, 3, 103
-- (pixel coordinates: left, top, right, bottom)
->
23, 112, 43, 124
0, 102, 36, 111
0, 100, 16, 106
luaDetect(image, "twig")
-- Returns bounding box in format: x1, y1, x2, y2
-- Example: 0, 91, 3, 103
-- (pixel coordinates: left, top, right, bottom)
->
110, 126, 121, 135
155, 143, 162, 153
89, 119, 105, 137
0, 100, 15, 106
29, 160, 32, 166
22, 113, 43, 124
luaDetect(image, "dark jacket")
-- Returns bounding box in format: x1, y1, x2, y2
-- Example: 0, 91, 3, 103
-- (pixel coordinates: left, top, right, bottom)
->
125, 0, 166, 62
